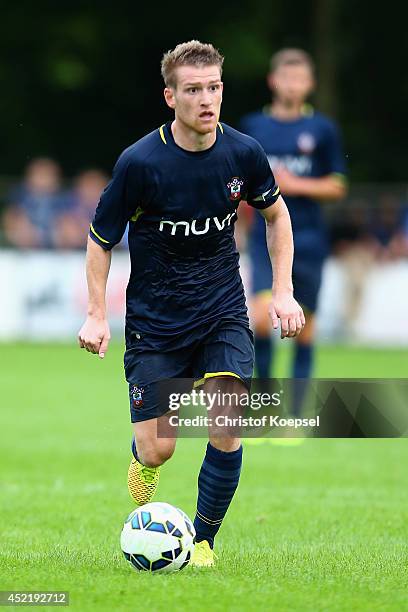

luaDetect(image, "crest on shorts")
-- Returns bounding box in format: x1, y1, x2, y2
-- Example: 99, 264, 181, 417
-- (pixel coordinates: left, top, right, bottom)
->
227, 177, 244, 201
297, 132, 316, 154
131, 385, 144, 408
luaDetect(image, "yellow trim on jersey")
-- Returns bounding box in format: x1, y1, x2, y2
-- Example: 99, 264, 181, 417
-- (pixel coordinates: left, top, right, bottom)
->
330, 172, 348, 184
193, 370, 242, 389
301, 103, 314, 117
159, 124, 167, 144
130, 206, 144, 223
204, 371, 242, 381
160, 122, 222, 141
253, 186, 280, 203
90, 223, 109, 244
263, 103, 314, 118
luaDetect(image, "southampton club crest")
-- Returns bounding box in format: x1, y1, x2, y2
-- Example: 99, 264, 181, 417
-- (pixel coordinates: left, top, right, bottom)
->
227, 177, 244, 201
131, 385, 144, 408
297, 132, 316, 154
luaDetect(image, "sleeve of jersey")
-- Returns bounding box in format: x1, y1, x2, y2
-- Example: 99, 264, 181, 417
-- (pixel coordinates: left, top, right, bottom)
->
322, 120, 347, 180
246, 144, 281, 210
89, 152, 140, 250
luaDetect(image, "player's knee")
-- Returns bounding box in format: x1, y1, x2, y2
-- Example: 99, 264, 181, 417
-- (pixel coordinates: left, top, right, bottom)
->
254, 310, 271, 336
251, 300, 271, 335
297, 315, 315, 344
255, 318, 271, 337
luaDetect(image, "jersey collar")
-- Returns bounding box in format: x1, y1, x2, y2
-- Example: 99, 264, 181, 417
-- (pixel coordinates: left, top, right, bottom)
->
158, 122, 223, 158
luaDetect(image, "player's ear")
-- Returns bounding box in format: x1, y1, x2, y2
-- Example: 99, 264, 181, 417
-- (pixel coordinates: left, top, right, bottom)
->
164, 87, 176, 109
266, 71, 275, 93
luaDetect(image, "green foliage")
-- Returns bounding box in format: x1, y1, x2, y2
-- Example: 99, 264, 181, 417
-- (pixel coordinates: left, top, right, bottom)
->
0, 2, 407, 179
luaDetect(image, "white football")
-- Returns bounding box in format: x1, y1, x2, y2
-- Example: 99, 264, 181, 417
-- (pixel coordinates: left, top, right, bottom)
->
120, 502, 195, 573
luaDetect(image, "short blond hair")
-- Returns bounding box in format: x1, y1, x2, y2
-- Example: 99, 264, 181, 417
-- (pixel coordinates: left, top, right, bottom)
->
270, 48, 315, 75
161, 40, 224, 88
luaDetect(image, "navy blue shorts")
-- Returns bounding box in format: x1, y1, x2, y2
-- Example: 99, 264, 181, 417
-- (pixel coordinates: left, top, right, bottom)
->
249, 239, 324, 313
124, 322, 254, 422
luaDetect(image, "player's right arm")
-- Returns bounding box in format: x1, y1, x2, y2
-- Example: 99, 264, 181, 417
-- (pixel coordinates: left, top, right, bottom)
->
78, 146, 143, 358
78, 238, 112, 358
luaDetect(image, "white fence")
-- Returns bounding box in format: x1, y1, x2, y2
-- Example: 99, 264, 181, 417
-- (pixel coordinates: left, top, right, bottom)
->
0, 250, 407, 345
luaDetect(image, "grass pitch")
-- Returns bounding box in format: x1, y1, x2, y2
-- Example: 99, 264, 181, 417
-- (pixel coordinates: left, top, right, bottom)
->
1, 343, 407, 611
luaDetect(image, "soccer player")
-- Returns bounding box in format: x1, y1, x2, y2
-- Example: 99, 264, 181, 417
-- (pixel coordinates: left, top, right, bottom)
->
78, 41, 304, 566
239, 49, 347, 405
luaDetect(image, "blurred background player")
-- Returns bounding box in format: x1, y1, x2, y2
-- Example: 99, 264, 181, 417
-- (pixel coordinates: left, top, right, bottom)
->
2, 157, 66, 249
54, 169, 109, 249
239, 49, 347, 412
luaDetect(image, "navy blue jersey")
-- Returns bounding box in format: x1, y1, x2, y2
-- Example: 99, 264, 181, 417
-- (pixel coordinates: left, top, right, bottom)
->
90, 122, 280, 350
239, 108, 346, 260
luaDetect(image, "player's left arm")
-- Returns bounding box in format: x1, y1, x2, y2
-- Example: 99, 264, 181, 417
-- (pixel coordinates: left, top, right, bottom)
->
275, 120, 348, 201
260, 196, 305, 338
